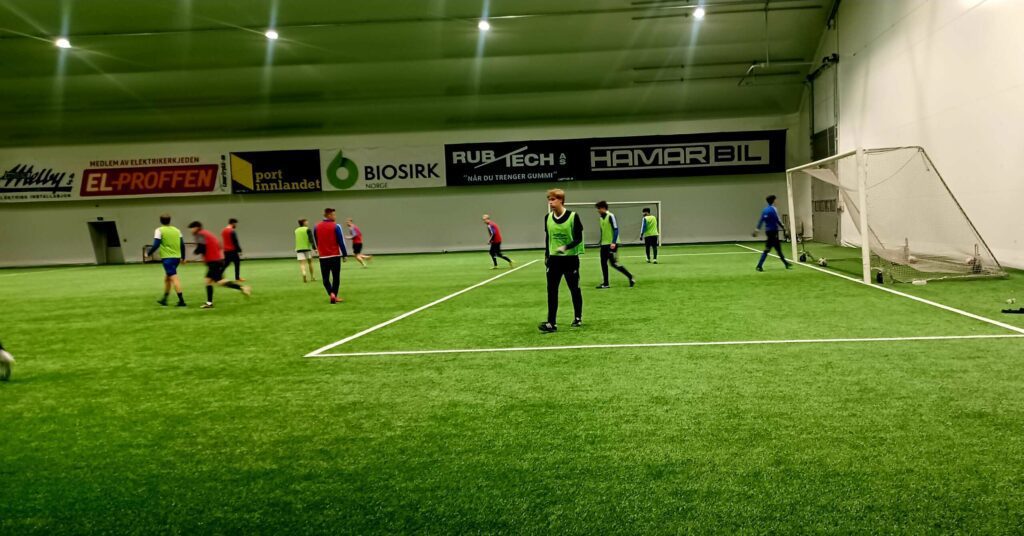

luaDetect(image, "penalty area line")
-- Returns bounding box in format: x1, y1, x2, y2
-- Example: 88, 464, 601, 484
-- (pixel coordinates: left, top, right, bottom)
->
734, 243, 1024, 335
305, 259, 540, 357
309, 334, 1024, 358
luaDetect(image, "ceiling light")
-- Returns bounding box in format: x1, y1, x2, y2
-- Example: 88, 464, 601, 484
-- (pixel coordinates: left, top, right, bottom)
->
693, 7, 706, 20
265, 29, 279, 40
478, 20, 490, 32
55, 37, 71, 49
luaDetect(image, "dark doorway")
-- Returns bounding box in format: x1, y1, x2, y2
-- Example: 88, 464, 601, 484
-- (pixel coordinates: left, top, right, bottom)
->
87, 221, 125, 264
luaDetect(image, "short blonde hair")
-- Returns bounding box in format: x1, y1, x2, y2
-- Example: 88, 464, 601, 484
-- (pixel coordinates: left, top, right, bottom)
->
482, 214, 490, 220
546, 188, 565, 201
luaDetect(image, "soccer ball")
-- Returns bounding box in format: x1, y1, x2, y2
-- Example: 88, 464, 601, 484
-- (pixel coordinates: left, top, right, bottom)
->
1007, 298, 1017, 305
907, 255, 919, 264
818, 258, 828, 267
0, 348, 13, 382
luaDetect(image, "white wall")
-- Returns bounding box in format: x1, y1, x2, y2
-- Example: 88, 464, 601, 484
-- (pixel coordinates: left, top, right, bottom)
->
835, 0, 1024, 268
0, 115, 804, 267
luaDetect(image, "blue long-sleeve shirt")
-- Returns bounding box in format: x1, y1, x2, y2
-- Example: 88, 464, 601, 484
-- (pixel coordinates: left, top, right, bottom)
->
757, 205, 785, 232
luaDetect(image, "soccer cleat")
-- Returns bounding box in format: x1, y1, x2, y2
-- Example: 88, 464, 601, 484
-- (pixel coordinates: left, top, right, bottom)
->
571, 318, 582, 328
538, 322, 557, 333
646, 259, 651, 264
157, 299, 168, 306
756, 266, 764, 272
302, 275, 307, 283
508, 260, 515, 267
329, 293, 337, 304
176, 301, 187, 307
785, 263, 793, 270
629, 279, 636, 288
490, 266, 499, 270
200, 302, 214, 309
653, 259, 658, 264
241, 286, 253, 297
237, 278, 246, 282
596, 284, 610, 289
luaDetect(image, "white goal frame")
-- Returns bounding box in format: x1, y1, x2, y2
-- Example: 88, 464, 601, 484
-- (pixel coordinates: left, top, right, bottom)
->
563, 200, 663, 246
787, 146, 1000, 284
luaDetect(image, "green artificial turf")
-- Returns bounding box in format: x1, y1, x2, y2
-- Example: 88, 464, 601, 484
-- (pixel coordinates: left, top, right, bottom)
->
2, 243, 1024, 534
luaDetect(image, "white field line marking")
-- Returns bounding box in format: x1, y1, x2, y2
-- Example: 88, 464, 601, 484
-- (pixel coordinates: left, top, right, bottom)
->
735, 243, 1024, 335
622, 252, 753, 258
0, 265, 94, 277
305, 259, 540, 357
310, 334, 1024, 358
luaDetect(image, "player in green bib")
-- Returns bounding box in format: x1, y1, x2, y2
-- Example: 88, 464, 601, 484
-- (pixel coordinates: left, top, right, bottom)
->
595, 201, 635, 289
146, 213, 187, 306
639, 207, 660, 263
539, 188, 584, 333
295, 219, 317, 283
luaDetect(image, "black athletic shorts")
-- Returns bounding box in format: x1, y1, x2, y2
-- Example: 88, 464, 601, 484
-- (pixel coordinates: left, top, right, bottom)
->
353, 243, 363, 255
206, 261, 225, 281
765, 230, 781, 248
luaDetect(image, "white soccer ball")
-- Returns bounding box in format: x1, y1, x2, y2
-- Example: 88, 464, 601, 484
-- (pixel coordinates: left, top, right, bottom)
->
1007, 298, 1017, 305
818, 258, 828, 267
0, 349, 13, 382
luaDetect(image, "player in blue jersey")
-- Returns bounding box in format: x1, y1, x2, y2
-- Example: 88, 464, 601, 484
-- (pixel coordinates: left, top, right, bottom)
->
753, 195, 792, 271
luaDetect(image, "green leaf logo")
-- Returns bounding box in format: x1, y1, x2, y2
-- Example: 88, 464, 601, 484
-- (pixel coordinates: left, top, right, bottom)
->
326, 150, 359, 190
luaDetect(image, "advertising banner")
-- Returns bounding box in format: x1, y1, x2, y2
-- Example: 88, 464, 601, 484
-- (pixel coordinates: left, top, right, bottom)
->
1, 153, 229, 202
0, 162, 77, 202
81, 156, 227, 197
444, 139, 579, 186
230, 150, 321, 194
584, 130, 785, 179
444, 130, 785, 186
321, 146, 446, 191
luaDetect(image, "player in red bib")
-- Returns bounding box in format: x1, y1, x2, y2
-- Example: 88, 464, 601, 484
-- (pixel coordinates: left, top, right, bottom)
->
345, 218, 373, 268
221, 218, 243, 281
189, 221, 251, 309
314, 208, 349, 304
483, 214, 513, 269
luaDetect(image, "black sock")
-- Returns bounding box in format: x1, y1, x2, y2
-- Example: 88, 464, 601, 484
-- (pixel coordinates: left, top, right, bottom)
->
205, 285, 213, 302
176, 292, 184, 303
162, 292, 169, 300
224, 281, 242, 290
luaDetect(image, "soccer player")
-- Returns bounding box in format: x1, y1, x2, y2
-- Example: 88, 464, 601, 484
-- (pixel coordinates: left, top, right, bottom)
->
753, 194, 792, 271
595, 201, 635, 289
345, 218, 372, 268
188, 222, 252, 308
295, 219, 317, 282
539, 188, 584, 333
482, 214, 513, 269
0, 341, 14, 382
147, 213, 186, 307
315, 208, 349, 304
221, 218, 243, 281
639, 207, 660, 264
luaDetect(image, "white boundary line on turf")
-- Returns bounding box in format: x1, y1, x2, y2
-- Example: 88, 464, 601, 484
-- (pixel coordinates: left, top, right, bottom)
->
305, 259, 540, 357
0, 266, 94, 277
309, 334, 1024, 358
622, 252, 753, 258
734, 243, 1024, 335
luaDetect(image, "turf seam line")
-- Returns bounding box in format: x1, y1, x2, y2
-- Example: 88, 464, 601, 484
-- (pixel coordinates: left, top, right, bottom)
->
734, 243, 1024, 335
304, 259, 540, 357
309, 334, 1024, 358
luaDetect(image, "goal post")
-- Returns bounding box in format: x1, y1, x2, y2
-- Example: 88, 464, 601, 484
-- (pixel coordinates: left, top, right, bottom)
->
787, 146, 1004, 283
562, 201, 662, 247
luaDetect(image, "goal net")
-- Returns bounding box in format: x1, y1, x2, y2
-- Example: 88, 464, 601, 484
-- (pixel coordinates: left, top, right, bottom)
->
564, 201, 662, 247
788, 146, 1004, 283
